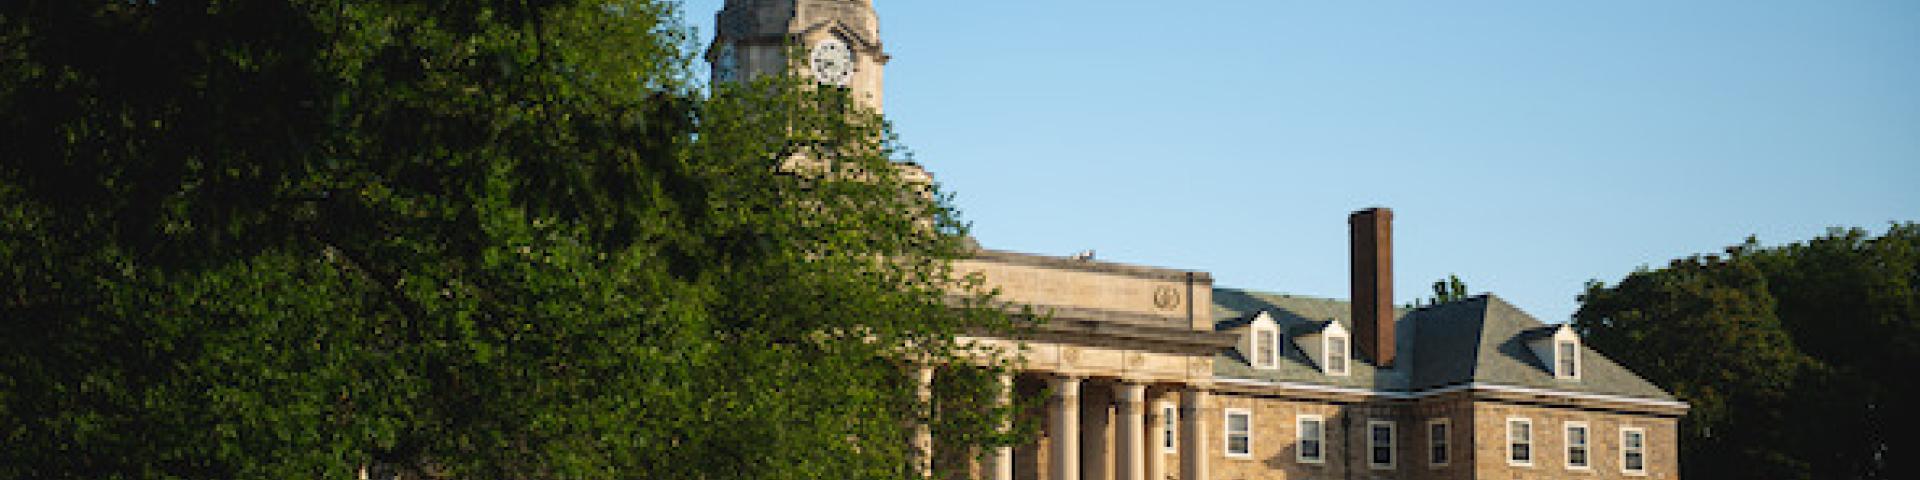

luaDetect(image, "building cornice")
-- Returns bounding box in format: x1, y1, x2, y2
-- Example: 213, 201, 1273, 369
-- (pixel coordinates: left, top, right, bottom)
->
966, 248, 1214, 283
1210, 377, 1690, 416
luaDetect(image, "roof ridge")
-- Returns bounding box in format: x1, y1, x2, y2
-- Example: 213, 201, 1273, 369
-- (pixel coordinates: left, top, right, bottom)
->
1461, 296, 1493, 383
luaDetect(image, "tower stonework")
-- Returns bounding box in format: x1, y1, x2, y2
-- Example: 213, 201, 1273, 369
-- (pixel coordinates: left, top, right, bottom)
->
710, 0, 888, 111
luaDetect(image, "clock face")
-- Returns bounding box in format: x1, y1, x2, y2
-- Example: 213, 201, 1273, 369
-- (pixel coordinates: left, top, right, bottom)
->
714, 43, 739, 82
809, 38, 854, 87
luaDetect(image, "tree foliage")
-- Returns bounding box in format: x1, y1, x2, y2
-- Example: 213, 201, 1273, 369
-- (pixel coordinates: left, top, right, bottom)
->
1575, 224, 1919, 480
1418, 274, 1469, 306
0, 1, 1021, 478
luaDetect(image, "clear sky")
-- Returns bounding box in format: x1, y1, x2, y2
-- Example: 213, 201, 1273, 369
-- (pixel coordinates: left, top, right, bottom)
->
679, 0, 1920, 323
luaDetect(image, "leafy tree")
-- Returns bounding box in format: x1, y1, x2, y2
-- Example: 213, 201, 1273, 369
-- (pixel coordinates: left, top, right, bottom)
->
1746, 226, 1919, 479
1408, 274, 1469, 308
1433, 274, 1469, 304
1575, 225, 1918, 480
0, 1, 1021, 479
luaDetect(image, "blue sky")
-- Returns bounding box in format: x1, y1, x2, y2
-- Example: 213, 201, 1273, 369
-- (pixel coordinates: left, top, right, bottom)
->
679, 0, 1920, 323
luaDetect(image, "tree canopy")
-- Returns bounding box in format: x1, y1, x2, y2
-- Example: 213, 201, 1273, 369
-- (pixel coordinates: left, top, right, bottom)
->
1415, 274, 1469, 307
0, 1, 1020, 478
1575, 224, 1918, 480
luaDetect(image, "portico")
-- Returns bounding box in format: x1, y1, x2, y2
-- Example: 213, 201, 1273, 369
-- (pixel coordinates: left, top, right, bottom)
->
964, 369, 1217, 480
944, 249, 1237, 480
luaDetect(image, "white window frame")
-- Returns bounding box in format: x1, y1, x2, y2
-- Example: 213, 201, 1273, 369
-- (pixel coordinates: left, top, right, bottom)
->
1255, 328, 1278, 369
1224, 408, 1253, 459
1426, 418, 1451, 468
1507, 417, 1533, 467
1565, 421, 1591, 470
1325, 334, 1350, 376
1297, 414, 1326, 464
1555, 339, 1582, 379
1621, 427, 1648, 476
1367, 419, 1396, 470
1161, 403, 1178, 453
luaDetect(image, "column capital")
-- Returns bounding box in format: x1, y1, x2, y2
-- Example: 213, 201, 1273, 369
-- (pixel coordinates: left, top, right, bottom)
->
1115, 382, 1149, 404
1178, 388, 1212, 415
1180, 388, 1211, 400
1049, 374, 1083, 397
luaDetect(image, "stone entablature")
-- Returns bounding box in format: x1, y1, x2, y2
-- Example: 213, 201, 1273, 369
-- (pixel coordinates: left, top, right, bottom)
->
958, 249, 1215, 332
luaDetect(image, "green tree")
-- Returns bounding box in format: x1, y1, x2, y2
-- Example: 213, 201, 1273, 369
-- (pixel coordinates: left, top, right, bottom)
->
1746, 226, 1919, 479
1408, 274, 1469, 308
1575, 225, 1919, 480
0, 1, 1021, 479
1432, 274, 1469, 304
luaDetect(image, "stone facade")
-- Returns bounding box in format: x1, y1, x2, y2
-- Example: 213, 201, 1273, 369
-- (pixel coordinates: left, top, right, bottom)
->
1466, 401, 1680, 480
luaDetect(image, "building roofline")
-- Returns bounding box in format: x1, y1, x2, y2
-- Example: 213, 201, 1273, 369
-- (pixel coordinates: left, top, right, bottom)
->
968, 248, 1213, 283
1211, 377, 1691, 414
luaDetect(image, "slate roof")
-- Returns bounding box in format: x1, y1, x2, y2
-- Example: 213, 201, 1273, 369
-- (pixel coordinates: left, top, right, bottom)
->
1211, 288, 1676, 402
1212, 289, 1411, 392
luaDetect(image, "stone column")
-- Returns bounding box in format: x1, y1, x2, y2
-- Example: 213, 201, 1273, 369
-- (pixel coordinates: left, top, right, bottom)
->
1114, 382, 1147, 480
990, 372, 1014, 480
1146, 399, 1168, 480
1083, 382, 1112, 480
1050, 375, 1082, 480
915, 366, 935, 478
1179, 388, 1209, 480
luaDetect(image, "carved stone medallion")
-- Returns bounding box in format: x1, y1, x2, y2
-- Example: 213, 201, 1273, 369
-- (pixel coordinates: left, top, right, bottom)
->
1152, 285, 1182, 311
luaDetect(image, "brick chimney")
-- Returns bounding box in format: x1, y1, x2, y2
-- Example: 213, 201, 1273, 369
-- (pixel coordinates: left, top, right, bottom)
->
1349, 208, 1395, 367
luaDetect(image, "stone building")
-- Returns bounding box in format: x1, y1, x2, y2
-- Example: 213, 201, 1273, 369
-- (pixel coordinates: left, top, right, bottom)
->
706, 2, 1687, 479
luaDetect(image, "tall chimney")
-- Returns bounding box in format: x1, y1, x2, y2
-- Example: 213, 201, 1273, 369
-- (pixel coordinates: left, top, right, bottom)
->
1349, 207, 1395, 367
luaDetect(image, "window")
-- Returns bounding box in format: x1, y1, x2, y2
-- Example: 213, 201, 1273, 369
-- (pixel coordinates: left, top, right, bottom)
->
1224, 409, 1252, 458
1368, 420, 1396, 469
1256, 329, 1277, 368
1427, 418, 1451, 467
1297, 415, 1326, 463
1508, 418, 1533, 466
1326, 335, 1350, 376
1556, 340, 1581, 379
1566, 422, 1590, 469
1162, 404, 1177, 453
1622, 428, 1647, 475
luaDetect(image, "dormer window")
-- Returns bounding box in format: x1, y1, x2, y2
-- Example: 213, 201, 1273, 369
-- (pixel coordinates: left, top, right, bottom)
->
1528, 324, 1583, 381
1326, 334, 1350, 376
1255, 329, 1278, 369
1293, 319, 1348, 376
1555, 339, 1580, 379
1238, 312, 1284, 371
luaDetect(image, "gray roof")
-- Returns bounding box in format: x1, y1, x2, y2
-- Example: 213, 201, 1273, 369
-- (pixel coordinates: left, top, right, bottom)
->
1211, 288, 1676, 401
1211, 289, 1413, 391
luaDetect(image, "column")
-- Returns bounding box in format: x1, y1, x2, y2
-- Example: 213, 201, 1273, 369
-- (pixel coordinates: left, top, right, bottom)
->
1049, 375, 1082, 480
1114, 382, 1147, 480
1179, 388, 1209, 480
1145, 398, 1168, 480
1083, 383, 1112, 480
915, 366, 935, 478
990, 372, 1014, 480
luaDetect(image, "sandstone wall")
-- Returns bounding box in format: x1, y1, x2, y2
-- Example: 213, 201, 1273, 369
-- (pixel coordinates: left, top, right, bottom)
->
1468, 401, 1680, 480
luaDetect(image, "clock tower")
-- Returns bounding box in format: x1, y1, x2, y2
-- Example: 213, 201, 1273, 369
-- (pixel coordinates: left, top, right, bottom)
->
710, 0, 889, 111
